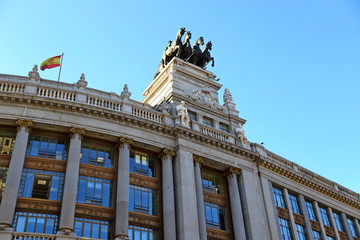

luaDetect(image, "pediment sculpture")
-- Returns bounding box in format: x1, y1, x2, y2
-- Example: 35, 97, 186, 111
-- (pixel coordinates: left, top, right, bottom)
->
187, 87, 224, 111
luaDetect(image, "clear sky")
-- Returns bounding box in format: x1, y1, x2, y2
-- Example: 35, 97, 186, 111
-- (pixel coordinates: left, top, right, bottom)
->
1, 1, 360, 192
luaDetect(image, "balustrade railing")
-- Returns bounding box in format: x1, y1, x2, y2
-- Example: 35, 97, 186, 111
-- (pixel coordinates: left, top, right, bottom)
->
0, 82, 24, 93
37, 88, 75, 101
12, 232, 56, 240
132, 106, 163, 123
199, 125, 230, 142
87, 96, 121, 111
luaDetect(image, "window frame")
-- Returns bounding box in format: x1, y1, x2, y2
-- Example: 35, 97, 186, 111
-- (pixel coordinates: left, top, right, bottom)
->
129, 185, 157, 215
77, 175, 113, 207
203, 116, 214, 127
204, 201, 226, 230
81, 139, 115, 168
319, 206, 331, 227
305, 201, 317, 221
289, 193, 301, 215
26, 133, 68, 160
272, 186, 286, 209
278, 217, 293, 240
13, 212, 59, 234
74, 217, 110, 240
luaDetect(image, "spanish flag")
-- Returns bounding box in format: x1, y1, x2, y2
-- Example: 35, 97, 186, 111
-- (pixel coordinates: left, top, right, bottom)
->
40, 55, 62, 71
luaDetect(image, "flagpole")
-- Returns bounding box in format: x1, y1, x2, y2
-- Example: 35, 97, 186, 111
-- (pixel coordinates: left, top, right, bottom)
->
57, 53, 64, 82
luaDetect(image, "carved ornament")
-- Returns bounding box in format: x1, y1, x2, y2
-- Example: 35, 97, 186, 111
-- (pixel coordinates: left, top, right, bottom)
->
160, 148, 176, 159
277, 207, 290, 220
193, 155, 204, 164
76, 73, 88, 89
16, 119, 33, 132
186, 86, 224, 111
70, 127, 86, 136
225, 167, 240, 176
118, 136, 134, 146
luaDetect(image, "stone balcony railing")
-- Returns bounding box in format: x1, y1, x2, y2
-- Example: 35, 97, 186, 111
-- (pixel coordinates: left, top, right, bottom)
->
12, 232, 56, 240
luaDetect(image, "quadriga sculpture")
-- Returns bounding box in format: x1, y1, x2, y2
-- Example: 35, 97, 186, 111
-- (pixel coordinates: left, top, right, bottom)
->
196, 41, 214, 68
187, 36, 204, 65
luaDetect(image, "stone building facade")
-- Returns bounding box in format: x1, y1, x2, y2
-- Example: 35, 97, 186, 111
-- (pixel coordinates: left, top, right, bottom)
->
0, 57, 359, 240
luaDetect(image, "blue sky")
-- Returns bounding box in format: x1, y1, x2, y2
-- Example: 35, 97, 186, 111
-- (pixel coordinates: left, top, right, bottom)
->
1, 1, 360, 192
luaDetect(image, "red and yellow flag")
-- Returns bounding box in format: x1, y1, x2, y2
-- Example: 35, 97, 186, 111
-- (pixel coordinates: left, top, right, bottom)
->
40, 55, 62, 71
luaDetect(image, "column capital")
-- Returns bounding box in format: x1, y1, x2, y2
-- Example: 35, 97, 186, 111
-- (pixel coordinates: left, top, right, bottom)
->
193, 155, 204, 164
160, 148, 176, 159
118, 136, 133, 146
69, 127, 86, 139
115, 233, 130, 240
16, 119, 33, 132
225, 167, 241, 176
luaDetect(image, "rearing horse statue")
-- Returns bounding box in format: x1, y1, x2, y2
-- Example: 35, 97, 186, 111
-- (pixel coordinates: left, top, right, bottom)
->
162, 27, 186, 66
196, 41, 215, 69
179, 31, 192, 60
187, 36, 204, 65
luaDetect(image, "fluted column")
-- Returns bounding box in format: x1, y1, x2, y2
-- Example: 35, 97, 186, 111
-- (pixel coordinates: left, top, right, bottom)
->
58, 127, 85, 234
115, 137, 133, 240
341, 213, 354, 240
327, 207, 340, 240
313, 201, 327, 240
161, 149, 177, 240
226, 167, 246, 240
298, 195, 314, 240
193, 156, 207, 240
283, 189, 298, 240
0, 119, 32, 227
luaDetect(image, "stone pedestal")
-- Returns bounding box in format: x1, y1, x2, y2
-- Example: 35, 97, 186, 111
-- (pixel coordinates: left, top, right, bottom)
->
193, 156, 207, 240
0, 119, 32, 226
0, 230, 12, 240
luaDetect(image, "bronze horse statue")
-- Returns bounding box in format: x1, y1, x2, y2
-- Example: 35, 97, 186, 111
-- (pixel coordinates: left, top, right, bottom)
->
196, 41, 214, 68
187, 36, 204, 65
179, 31, 192, 60
162, 27, 186, 66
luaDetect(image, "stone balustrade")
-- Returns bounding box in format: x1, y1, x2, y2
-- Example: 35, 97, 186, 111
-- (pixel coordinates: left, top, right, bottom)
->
37, 88, 76, 101
12, 232, 56, 240
0, 82, 24, 93
132, 106, 164, 123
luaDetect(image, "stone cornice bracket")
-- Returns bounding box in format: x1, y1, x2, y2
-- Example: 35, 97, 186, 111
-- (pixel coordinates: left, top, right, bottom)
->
159, 148, 176, 159
118, 136, 134, 148
225, 167, 241, 177
193, 155, 204, 164
69, 127, 86, 139
16, 119, 33, 132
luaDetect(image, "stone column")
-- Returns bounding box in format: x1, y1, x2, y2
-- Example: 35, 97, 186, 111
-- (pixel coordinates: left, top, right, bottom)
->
0, 119, 32, 228
115, 137, 133, 240
283, 189, 298, 240
226, 167, 246, 240
161, 149, 177, 240
174, 147, 199, 240
238, 169, 269, 239
298, 195, 314, 240
193, 156, 207, 240
313, 201, 327, 240
341, 213, 354, 240
354, 219, 360, 239
327, 207, 340, 240
58, 127, 85, 235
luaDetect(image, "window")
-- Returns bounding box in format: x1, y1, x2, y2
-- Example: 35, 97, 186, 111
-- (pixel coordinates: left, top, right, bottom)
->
289, 194, 301, 215
312, 230, 322, 240
77, 176, 113, 207
203, 116, 214, 127
278, 217, 293, 240
296, 224, 307, 240
13, 212, 58, 234
0, 167, 7, 201
81, 140, 114, 168
74, 218, 110, 240
129, 185, 157, 215
130, 150, 156, 177
18, 169, 64, 200
204, 202, 226, 230
326, 236, 335, 240
128, 225, 157, 240
333, 212, 344, 232
26, 134, 68, 160
348, 218, 359, 237
272, 187, 286, 209
305, 201, 317, 221
319, 207, 331, 227
219, 122, 230, 133
201, 169, 224, 194
0, 128, 16, 154
188, 111, 197, 122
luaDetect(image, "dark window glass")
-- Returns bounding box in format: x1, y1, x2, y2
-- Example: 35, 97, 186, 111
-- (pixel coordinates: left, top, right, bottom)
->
74, 218, 110, 240
0, 167, 8, 202
13, 212, 58, 234
219, 122, 230, 133
279, 217, 293, 240
348, 218, 359, 237
18, 169, 64, 200
289, 194, 301, 215
305, 201, 317, 221
128, 225, 157, 240
130, 151, 156, 178
296, 224, 307, 240
204, 202, 226, 230
203, 116, 214, 127
201, 170, 224, 194
77, 176, 113, 207
319, 207, 331, 227
272, 187, 286, 209
129, 185, 157, 215
188, 111, 197, 122
333, 212, 344, 232
81, 140, 114, 168
312, 230, 322, 240
0, 128, 16, 154
26, 134, 68, 160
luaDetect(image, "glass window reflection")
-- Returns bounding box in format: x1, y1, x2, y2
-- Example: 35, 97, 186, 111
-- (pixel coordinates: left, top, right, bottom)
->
13, 212, 58, 234
130, 151, 156, 177
81, 140, 114, 168
204, 202, 226, 230
74, 218, 110, 240
26, 134, 68, 160
129, 185, 157, 215
77, 176, 112, 207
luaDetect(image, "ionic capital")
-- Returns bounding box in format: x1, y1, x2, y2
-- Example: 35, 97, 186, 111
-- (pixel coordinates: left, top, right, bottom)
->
16, 119, 33, 132
69, 127, 86, 139
193, 155, 204, 164
118, 136, 134, 146
225, 167, 241, 176
160, 148, 176, 159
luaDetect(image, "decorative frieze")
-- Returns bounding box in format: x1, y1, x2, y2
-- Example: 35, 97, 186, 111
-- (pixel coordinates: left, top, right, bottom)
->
129, 173, 160, 190
206, 227, 232, 240
310, 220, 321, 232
79, 164, 116, 180
129, 212, 161, 228
203, 191, 227, 206
24, 157, 66, 172
293, 213, 305, 225
276, 207, 290, 220
324, 226, 336, 237
75, 203, 113, 219
16, 198, 61, 212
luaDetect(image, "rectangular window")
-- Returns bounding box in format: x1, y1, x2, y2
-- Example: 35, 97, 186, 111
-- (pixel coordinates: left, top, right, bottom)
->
204, 202, 226, 230
81, 140, 114, 168
348, 218, 359, 237
312, 230, 322, 240
13, 212, 59, 234
0, 128, 16, 154
128, 225, 157, 240
203, 116, 214, 127
305, 201, 317, 221
130, 150, 156, 178
272, 186, 286, 209
77, 176, 113, 207
333, 212, 344, 232
188, 111, 197, 122
296, 224, 307, 240
74, 218, 110, 240
18, 169, 64, 200
219, 122, 230, 133
129, 185, 157, 215
0, 167, 8, 202
26, 134, 68, 160
326, 236, 335, 240
201, 169, 224, 195
278, 217, 293, 240
319, 207, 331, 227
289, 194, 301, 215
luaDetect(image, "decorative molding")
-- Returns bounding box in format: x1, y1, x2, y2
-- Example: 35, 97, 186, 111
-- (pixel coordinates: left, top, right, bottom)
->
69, 126, 86, 138
293, 213, 305, 225
16, 197, 61, 212
79, 164, 116, 180
24, 157, 66, 172
206, 227, 232, 240
203, 191, 226, 206
339, 231, 348, 240
16, 119, 33, 132
118, 136, 134, 146
193, 155, 204, 164
310, 220, 321, 232
160, 148, 176, 159
324, 226, 335, 237
130, 173, 160, 190
225, 167, 240, 176
129, 212, 161, 228
276, 207, 290, 220
75, 203, 113, 219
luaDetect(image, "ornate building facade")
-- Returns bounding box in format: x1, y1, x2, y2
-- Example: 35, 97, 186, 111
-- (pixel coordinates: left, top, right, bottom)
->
0, 57, 359, 240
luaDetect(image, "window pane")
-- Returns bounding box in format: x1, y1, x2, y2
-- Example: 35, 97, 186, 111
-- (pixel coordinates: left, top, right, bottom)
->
91, 223, 99, 239
83, 222, 91, 238
45, 218, 55, 234
15, 216, 26, 232
26, 217, 36, 232
35, 217, 45, 233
